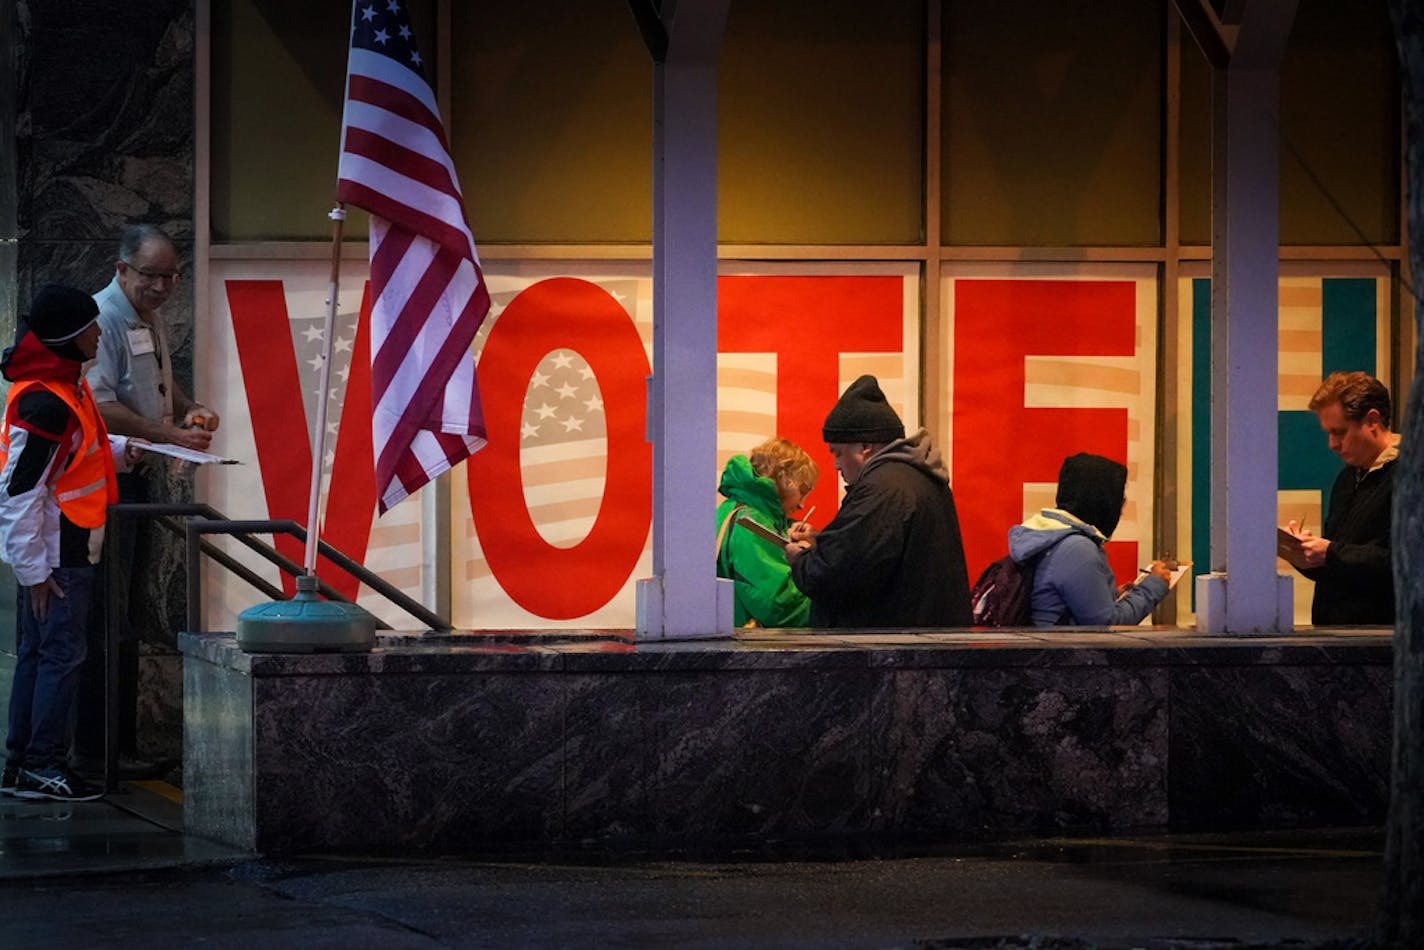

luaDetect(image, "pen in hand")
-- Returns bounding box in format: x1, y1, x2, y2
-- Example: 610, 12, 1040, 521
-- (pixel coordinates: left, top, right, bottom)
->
796, 505, 816, 530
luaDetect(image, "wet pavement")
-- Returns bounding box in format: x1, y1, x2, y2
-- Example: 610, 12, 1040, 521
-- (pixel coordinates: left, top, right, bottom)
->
0, 780, 245, 879
0, 782, 1386, 948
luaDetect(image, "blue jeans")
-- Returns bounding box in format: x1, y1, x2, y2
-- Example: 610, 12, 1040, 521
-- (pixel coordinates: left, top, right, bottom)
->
5, 566, 96, 770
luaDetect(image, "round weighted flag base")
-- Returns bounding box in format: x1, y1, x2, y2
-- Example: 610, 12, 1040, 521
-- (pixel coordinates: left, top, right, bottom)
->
236, 574, 376, 654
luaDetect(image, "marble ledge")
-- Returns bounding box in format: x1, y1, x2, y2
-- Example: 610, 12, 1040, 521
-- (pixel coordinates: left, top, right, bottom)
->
178, 626, 1393, 677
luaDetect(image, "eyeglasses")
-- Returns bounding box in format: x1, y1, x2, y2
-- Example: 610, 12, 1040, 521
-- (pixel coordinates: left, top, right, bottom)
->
122, 260, 181, 283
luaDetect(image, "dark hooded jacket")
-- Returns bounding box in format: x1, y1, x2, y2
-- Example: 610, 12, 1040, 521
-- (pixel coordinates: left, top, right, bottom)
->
790, 429, 972, 627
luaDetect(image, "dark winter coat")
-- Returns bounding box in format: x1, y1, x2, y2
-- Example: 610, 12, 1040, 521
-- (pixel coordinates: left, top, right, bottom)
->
1301, 446, 1397, 625
789, 429, 972, 628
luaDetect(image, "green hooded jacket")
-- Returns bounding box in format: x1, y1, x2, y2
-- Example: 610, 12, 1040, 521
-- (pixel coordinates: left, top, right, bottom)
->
715, 454, 811, 627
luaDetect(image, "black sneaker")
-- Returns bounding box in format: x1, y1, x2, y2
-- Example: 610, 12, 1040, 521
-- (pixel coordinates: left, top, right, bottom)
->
16, 766, 103, 802
0, 762, 19, 796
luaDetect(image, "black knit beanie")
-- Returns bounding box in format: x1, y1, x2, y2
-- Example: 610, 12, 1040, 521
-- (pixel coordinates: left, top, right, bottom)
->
1055, 452, 1128, 539
822, 375, 905, 444
27, 284, 99, 350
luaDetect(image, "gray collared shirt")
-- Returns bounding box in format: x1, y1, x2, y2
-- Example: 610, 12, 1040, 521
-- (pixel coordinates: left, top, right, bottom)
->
87, 276, 171, 423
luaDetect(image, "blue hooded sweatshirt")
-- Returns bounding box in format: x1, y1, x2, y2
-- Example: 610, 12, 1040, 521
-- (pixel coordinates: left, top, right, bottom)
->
1007, 508, 1167, 626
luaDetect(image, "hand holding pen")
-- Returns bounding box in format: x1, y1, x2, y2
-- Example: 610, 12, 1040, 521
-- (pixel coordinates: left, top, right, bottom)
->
1287, 515, 1329, 567
787, 505, 817, 543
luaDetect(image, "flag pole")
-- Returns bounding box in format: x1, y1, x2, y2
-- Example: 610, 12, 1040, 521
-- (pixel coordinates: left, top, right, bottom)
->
303, 203, 348, 576
233, 5, 376, 653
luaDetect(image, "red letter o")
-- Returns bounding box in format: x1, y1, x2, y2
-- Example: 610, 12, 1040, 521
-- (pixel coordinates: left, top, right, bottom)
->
469, 278, 651, 618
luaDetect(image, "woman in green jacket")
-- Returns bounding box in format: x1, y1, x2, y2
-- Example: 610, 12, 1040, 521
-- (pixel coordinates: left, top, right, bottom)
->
715, 438, 818, 627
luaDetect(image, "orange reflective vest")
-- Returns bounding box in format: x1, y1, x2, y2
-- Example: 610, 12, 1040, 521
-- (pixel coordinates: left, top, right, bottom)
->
0, 379, 118, 529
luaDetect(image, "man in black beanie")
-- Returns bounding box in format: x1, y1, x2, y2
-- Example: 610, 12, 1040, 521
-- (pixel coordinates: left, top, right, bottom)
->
785, 375, 972, 627
0, 286, 140, 801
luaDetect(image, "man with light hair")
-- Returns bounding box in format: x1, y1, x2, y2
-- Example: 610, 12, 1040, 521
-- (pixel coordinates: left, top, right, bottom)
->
1287, 371, 1399, 625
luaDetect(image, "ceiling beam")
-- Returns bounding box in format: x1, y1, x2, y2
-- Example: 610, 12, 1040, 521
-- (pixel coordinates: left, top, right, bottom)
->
1173, 0, 1233, 68
626, 0, 668, 62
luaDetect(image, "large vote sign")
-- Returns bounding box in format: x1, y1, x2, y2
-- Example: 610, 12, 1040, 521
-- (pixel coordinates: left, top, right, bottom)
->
203, 260, 1384, 630
204, 261, 917, 629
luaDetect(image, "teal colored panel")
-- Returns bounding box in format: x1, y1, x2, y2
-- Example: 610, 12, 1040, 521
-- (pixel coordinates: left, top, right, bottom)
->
1311, 276, 1378, 520
1321, 278, 1377, 375
1188, 276, 1381, 608
1278, 411, 1342, 507
1190, 278, 1211, 603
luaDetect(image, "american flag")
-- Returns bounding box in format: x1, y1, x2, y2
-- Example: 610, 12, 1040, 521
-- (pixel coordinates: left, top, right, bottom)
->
336, 0, 490, 513
292, 300, 426, 621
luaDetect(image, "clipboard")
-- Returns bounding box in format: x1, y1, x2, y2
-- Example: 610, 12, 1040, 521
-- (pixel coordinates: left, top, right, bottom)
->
1276, 527, 1311, 570
141, 442, 241, 465
1117, 562, 1192, 600
735, 513, 790, 547
1138, 563, 1191, 589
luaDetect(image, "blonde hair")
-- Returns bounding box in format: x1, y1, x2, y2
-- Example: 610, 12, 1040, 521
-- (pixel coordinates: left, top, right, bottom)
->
748, 437, 818, 500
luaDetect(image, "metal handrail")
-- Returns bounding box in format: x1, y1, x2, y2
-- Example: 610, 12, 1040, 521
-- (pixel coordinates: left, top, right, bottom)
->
93, 502, 449, 791
105, 502, 450, 633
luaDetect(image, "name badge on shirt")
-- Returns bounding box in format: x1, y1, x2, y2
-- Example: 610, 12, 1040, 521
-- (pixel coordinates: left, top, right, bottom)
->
128, 328, 156, 356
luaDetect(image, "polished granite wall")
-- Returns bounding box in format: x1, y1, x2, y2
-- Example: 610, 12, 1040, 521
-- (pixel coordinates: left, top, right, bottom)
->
10, 1, 198, 763
1169, 663, 1392, 828
180, 629, 1393, 855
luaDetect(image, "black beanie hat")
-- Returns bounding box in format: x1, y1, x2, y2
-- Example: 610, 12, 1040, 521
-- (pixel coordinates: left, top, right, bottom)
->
27, 284, 99, 349
1055, 452, 1128, 539
822, 375, 905, 444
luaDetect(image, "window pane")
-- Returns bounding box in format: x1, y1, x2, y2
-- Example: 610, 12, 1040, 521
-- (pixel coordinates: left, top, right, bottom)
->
719, 0, 925, 245
942, 0, 1163, 247
1178, 28, 1211, 247
450, 2, 651, 244
1280, 0, 1399, 246
211, 0, 435, 242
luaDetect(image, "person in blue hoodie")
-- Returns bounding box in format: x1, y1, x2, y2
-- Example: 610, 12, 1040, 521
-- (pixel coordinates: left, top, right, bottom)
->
1007, 452, 1170, 626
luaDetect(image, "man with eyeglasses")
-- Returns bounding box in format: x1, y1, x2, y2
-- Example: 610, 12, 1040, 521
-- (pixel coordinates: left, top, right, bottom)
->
89, 225, 218, 451
77, 224, 221, 781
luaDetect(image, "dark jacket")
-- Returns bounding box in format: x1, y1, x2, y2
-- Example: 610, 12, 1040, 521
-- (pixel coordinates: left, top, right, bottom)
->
789, 429, 972, 628
1301, 446, 1396, 625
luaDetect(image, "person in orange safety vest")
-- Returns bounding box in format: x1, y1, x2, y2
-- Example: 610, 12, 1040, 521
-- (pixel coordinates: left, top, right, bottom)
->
0, 285, 141, 802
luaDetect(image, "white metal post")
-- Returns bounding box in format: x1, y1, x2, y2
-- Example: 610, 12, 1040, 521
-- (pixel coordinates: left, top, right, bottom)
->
635, 0, 735, 639
1196, 1, 1299, 633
